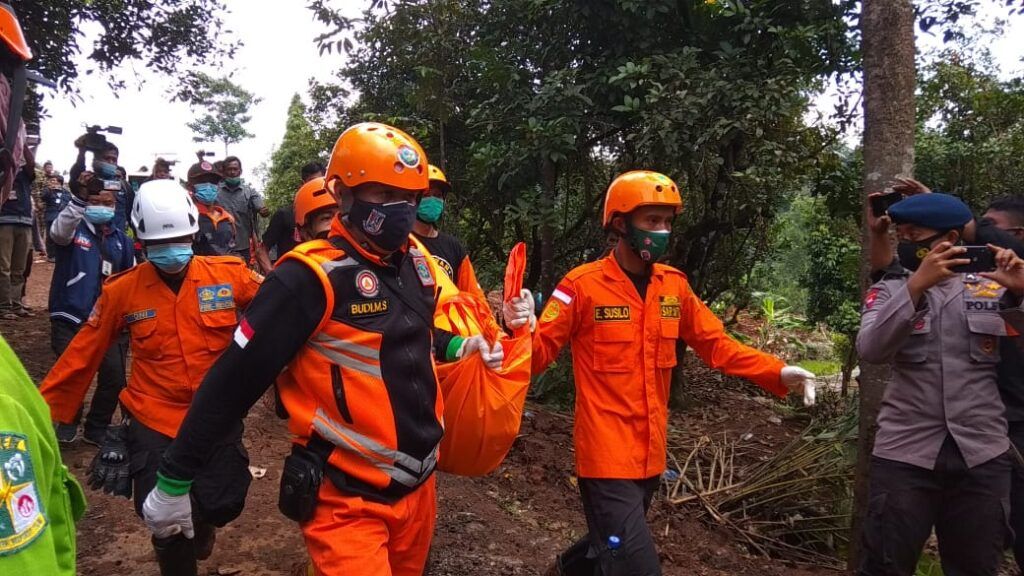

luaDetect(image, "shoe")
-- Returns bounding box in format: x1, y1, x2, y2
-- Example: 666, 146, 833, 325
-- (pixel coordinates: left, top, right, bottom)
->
152, 534, 198, 576
55, 423, 79, 443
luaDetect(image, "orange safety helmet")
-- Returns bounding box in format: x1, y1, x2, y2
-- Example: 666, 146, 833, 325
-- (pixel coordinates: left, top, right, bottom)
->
0, 4, 30, 62
326, 122, 429, 193
294, 177, 336, 226
427, 163, 451, 194
601, 170, 683, 227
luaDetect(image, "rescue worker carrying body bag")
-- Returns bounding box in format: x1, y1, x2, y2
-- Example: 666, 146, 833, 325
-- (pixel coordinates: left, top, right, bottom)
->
140, 122, 525, 576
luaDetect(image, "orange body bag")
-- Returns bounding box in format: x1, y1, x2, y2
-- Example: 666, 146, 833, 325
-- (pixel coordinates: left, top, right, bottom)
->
433, 242, 531, 476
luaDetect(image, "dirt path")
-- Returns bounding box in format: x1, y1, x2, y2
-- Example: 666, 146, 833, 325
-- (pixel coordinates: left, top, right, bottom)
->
3, 261, 839, 575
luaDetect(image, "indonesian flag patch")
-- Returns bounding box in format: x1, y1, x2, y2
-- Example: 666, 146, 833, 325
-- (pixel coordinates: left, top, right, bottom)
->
864, 288, 880, 310
234, 318, 255, 349
552, 282, 575, 305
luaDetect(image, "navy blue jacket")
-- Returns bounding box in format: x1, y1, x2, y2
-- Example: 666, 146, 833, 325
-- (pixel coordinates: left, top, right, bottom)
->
48, 197, 134, 324
0, 169, 34, 226
41, 187, 72, 223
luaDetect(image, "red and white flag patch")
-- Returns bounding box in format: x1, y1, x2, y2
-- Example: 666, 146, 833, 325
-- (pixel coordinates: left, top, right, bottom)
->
552, 282, 575, 305
864, 288, 880, 310
234, 318, 255, 349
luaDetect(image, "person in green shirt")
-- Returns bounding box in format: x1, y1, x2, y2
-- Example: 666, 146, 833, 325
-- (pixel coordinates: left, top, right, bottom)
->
0, 335, 85, 575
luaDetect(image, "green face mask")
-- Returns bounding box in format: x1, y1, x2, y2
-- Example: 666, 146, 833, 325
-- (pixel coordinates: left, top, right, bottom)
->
224, 176, 242, 187
626, 222, 671, 262
417, 196, 445, 224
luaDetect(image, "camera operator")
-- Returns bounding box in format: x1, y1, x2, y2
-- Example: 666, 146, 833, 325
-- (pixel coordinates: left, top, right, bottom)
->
41, 174, 69, 261
48, 169, 134, 443
71, 133, 133, 234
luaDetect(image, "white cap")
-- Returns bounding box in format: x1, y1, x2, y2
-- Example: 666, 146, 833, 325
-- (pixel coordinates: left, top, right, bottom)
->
131, 180, 200, 241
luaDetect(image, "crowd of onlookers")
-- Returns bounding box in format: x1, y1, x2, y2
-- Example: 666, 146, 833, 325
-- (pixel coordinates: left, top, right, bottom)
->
0, 133, 284, 446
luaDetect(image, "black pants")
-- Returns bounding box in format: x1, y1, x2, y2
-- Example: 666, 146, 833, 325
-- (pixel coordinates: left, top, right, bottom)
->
558, 476, 662, 576
858, 437, 1011, 576
127, 418, 251, 527
44, 219, 57, 258
1008, 422, 1024, 572
50, 319, 128, 437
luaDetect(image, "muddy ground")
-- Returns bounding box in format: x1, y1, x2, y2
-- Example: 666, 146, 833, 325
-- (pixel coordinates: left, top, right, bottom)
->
5, 260, 846, 575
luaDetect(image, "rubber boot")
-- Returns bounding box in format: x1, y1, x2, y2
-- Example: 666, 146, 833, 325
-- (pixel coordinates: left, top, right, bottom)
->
194, 522, 216, 561
547, 538, 596, 576
152, 534, 197, 576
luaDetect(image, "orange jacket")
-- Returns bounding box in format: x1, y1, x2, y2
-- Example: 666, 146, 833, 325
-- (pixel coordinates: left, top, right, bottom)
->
532, 255, 786, 479
275, 221, 445, 502
40, 257, 262, 438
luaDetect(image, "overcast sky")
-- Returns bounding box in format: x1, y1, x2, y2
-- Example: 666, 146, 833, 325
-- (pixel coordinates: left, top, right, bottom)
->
32, 2, 1024, 186
34, 0, 356, 183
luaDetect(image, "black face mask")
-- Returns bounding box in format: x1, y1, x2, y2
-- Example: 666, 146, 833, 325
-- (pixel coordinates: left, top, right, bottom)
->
896, 232, 948, 272
349, 197, 417, 252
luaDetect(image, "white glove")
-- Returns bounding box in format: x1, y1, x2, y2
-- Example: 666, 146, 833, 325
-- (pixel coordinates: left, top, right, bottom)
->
781, 366, 816, 407
502, 289, 536, 332
459, 334, 505, 371
142, 486, 194, 539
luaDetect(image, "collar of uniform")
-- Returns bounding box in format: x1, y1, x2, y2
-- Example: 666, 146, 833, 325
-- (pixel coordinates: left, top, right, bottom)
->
140, 258, 202, 287
198, 203, 231, 222
600, 253, 664, 282
328, 216, 410, 267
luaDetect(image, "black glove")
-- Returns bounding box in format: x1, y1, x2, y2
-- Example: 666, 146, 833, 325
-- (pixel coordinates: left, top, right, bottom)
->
88, 424, 131, 498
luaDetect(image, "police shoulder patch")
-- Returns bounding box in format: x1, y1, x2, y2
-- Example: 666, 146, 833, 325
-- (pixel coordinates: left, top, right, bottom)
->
0, 432, 47, 556
864, 287, 881, 310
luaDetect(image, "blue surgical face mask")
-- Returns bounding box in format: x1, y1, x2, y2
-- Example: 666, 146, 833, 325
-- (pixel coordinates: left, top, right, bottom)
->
146, 243, 193, 274
193, 183, 219, 205
84, 205, 115, 225
93, 161, 118, 179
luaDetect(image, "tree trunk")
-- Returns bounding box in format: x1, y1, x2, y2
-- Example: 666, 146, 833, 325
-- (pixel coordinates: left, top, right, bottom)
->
849, 0, 916, 569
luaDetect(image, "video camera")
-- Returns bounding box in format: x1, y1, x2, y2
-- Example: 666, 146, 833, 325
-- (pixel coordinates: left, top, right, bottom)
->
78, 124, 123, 152
86, 178, 121, 195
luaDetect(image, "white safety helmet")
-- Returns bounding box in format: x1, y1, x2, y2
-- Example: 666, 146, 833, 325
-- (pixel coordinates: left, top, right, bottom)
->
131, 180, 200, 241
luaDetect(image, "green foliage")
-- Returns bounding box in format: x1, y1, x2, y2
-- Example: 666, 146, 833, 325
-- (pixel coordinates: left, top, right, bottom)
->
915, 46, 1024, 210
184, 73, 261, 155
805, 225, 861, 335
264, 95, 323, 210
797, 359, 841, 377
11, 0, 236, 114
305, 0, 858, 298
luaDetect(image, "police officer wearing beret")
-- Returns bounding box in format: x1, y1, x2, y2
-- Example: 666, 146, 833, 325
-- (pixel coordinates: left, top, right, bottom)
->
857, 193, 1014, 576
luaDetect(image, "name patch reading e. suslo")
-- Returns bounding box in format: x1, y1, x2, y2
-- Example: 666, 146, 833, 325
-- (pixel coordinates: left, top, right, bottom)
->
350, 299, 390, 317
594, 306, 631, 322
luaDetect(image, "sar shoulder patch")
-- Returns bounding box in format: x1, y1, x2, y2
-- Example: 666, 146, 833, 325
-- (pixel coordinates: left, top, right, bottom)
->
540, 300, 561, 324
0, 432, 47, 556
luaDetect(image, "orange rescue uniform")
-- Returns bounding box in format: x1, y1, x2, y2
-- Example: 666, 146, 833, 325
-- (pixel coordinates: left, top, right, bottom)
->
40, 257, 262, 438
532, 255, 786, 479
